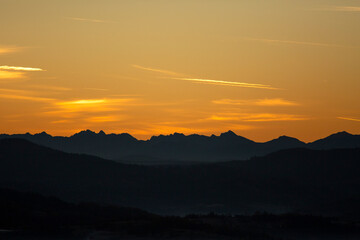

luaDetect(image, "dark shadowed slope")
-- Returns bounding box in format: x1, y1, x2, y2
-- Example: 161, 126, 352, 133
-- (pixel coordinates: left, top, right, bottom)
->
2, 130, 358, 163
308, 131, 360, 149
7, 188, 359, 240
0, 187, 153, 231
1, 138, 360, 215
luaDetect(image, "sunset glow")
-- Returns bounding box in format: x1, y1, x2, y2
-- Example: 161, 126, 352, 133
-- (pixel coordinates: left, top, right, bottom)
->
0, 0, 359, 141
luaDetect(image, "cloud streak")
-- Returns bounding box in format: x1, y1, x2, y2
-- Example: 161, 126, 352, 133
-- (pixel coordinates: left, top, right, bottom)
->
332, 6, 360, 12
132, 64, 182, 76
240, 113, 308, 122
0, 46, 22, 55
317, 6, 360, 12
244, 37, 349, 48
48, 98, 138, 115
66, 17, 114, 23
0, 66, 44, 79
85, 88, 109, 91
0, 88, 55, 102
338, 117, 360, 122
85, 115, 123, 123
213, 98, 299, 106
0, 94, 54, 102
133, 64, 277, 90
0, 66, 44, 71
0, 71, 25, 79
208, 113, 308, 122
175, 78, 278, 90
43, 97, 150, 126
58, 99, 107, 105
27, 85, 71, 91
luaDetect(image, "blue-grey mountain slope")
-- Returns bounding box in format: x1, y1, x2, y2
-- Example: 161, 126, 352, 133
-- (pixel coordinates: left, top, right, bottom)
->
2, 130, 358, 164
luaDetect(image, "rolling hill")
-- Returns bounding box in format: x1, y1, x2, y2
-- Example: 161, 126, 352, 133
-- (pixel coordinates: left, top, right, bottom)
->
1, 138, 359, 215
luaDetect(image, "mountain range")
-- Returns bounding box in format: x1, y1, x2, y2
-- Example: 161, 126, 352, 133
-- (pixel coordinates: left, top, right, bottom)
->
1, 130, 359, 164
1, 138, 359, 215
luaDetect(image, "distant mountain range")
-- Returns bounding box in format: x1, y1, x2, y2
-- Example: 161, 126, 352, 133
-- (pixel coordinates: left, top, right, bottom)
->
1, 130, 359, 164
1, 138, 359, 215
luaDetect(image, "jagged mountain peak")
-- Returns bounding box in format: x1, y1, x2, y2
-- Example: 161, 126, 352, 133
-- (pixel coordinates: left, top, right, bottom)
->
0, 130, 358, 163
34, 131, 51, 137
98, 130, 106, 136
73, 129, 97, 137
149, 132, 186, 142
220, 130, 238, 138
218, 130, 253, 143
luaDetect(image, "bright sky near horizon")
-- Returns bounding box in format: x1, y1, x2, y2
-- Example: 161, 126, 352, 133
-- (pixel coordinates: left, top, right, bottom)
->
0, 0, 359, 142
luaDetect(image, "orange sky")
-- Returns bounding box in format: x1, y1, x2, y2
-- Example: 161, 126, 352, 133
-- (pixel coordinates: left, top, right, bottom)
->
0, 0, 360, 142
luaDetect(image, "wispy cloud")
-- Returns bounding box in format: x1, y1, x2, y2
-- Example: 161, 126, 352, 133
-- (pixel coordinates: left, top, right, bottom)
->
240, 113, 308, 122
208, 113, 308, 122
0, 71, 25, 79
0, 66, 44, 71
54, 98, 174, 110
208, 115, 240, 121
51, 120, 71, 124
66, 17, 114, 23
0, 65, 45, 79
46, 98, 138, 115
85, 88, 109, 91
27, 85, 71, 91
85, 115, 124, 123
338, 117, 360, 122
0, 46, 22, 55
213, 98, 299, 106
332, 6, 360, 12
58, 99, 107, 105
132, 64, 182, 76
0, 88, 33, 94
133, 64, 278, 90
0, 66, 44, 79
316, 6, 360, 12
44, 98, 182, 123
255, 98, 299, 106
0, 88, 55, 102
0, 93, 54, 102
175, 78, 278, 90
0, 94, 54, 102
244, 37, 348, 48
43, 97, 141, 126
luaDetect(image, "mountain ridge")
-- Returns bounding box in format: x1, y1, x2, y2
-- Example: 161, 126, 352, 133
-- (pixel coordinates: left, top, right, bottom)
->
1, 138, 360, 215
0, 130, 359, 164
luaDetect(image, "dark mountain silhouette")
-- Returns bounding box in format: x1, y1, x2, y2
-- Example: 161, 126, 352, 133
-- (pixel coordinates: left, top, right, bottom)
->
1, 130, 358, 164
309, 131, 360, 149
5, 188, 359, 240
1, 138, 360, 216
0, 187, 153, 230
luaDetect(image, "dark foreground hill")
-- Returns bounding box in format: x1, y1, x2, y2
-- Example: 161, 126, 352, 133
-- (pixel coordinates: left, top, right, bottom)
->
1, 188, 360, 240
1, 130, 359, 163
0, 138, 360, 216
0, 187, 153, 230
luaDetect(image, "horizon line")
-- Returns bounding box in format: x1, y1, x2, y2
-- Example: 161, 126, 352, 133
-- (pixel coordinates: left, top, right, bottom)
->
0, 129, 355, 144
